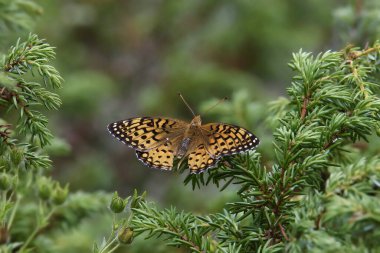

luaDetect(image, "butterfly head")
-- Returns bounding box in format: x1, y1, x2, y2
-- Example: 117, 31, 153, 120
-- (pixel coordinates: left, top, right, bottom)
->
190, 115, 202, 127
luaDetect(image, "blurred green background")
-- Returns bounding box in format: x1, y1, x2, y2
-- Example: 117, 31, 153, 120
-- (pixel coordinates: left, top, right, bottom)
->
10, 0, 378, 252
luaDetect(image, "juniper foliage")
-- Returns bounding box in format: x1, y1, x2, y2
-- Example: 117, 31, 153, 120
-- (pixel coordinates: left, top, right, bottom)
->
0, 24, 107, 253
103, 44, 380, 252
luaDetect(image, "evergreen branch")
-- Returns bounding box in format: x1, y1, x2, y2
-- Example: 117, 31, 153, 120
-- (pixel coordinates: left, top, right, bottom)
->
0, 31, 72, 252
17, 110, 53, 147
287, 157, 380, 252
0, 34, 63, 147
2, 33, 63, 88
130, 201, 239, 253
18, 81, 62, 110
172, 44, 380, 250
132, 202, 206, 253
22, 144, 51, 170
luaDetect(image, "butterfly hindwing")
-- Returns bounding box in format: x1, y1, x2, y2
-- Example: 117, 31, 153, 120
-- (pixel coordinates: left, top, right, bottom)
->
201, 123, 259, 157
188, 143, 218, 174
107, 117, 186, 151
135, 141, 175, 170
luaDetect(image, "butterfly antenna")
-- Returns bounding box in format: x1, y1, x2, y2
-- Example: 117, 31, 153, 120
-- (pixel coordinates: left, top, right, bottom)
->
203, 96, 228, 115
178, 93, 196, 117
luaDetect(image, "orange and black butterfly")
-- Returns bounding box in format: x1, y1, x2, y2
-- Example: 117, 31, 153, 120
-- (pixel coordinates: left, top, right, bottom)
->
107, 95, 259, 174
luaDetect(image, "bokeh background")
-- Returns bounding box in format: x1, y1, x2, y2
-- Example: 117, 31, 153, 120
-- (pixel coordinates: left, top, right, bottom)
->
11, 0, 379, 252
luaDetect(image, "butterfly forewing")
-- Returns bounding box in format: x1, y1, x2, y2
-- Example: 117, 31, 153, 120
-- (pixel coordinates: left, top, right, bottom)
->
200, 123, 259, 157
107, 117, 187, 151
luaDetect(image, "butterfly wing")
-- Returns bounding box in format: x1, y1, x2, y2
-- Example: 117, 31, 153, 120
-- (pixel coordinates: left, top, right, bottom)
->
135, 141, 176, 170
108, 117, 187, 170
200, 123, 259, 157
187, 143, 218, 174
107, 117, 187, 151
187, 124, 259, 174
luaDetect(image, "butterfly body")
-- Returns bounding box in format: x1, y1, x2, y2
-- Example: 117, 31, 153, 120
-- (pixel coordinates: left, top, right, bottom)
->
108, 115, 259, 174
176, 115, 202, 157
177, 136, 191, 158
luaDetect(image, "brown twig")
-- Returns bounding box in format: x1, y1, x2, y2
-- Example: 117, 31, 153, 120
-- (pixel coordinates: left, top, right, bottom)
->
278, 223, 289, 241
349, 46, 380, 60
314, 212, 323, 230
300, 94, 310, 120
347, 60, 368, 98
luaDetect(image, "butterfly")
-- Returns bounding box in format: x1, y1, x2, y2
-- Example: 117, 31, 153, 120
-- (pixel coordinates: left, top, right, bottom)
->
107, 95, 259, 174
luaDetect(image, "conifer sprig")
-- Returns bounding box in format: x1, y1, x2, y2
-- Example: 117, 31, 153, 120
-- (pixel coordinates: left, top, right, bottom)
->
1, 34, 63, 147
0, 33, 109, 253
114, 43, 380, 252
